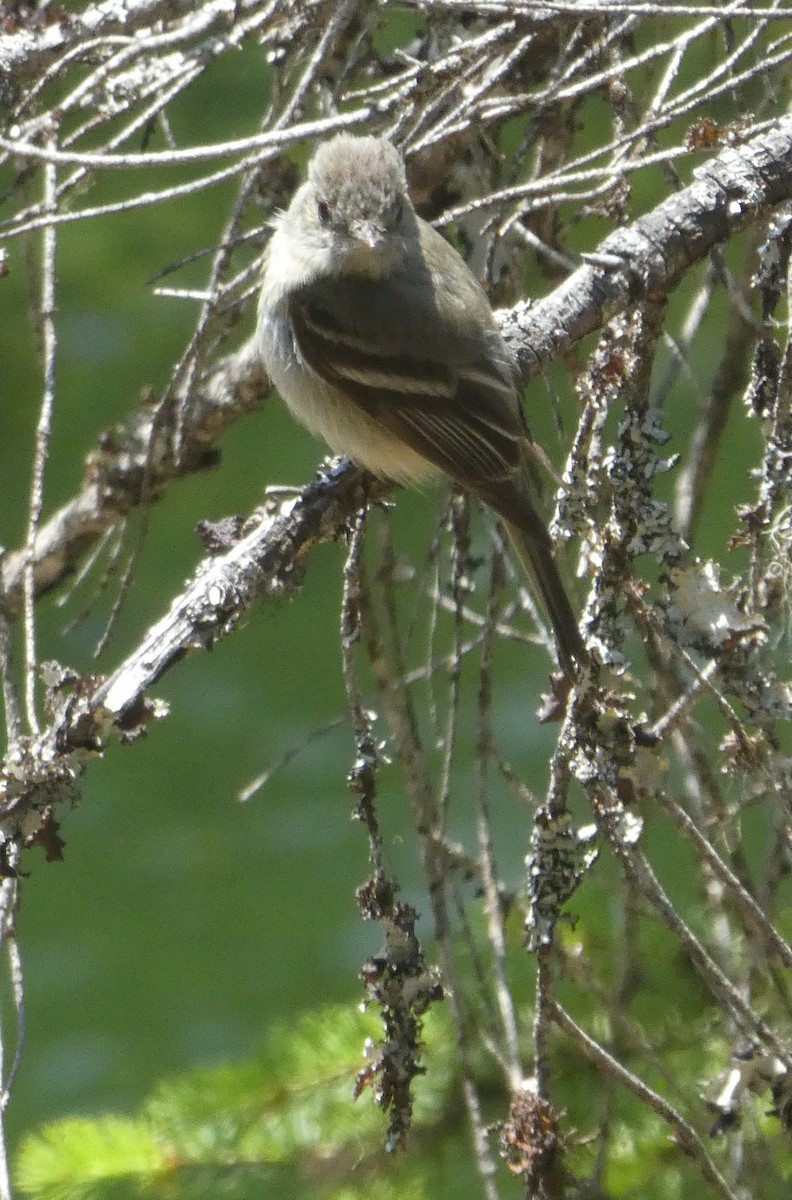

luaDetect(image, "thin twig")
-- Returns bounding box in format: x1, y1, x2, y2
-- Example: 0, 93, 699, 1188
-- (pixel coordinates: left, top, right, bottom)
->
23, 128, 59, 734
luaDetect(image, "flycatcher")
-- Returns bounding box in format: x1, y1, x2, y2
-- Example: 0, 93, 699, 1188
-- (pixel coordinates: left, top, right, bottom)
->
257, 133, 587, 678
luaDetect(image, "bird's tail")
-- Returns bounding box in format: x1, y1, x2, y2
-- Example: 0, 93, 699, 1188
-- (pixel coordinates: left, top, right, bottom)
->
502, 513, 588, 680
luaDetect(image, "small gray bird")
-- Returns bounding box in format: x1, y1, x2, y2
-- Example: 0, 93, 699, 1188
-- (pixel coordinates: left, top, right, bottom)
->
257, 133, 587, 678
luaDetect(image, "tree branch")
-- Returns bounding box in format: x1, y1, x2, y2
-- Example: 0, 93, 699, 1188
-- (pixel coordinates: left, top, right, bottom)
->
503, 118, 792, 376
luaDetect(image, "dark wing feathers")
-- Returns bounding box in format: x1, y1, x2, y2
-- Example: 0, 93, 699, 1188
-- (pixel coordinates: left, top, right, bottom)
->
294, 296, 453, 398
288, 269, 525, 490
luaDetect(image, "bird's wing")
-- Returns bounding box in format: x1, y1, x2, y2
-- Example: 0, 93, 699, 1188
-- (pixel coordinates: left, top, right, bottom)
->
288, 267, 524, 488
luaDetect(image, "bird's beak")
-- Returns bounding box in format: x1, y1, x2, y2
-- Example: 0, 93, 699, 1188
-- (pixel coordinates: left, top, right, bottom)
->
351, 220, 383, 251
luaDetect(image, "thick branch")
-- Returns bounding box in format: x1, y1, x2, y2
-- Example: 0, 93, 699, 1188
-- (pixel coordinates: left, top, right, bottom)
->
0, 464, 379, 837
96, 463, 378, 720
503, 118, 792, 376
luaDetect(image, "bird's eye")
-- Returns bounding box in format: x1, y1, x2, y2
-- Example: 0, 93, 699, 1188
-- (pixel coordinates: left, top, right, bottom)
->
317, 199, 331, 225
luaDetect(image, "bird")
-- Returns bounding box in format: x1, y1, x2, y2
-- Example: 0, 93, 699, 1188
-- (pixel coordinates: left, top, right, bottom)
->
257, 132, 587, 678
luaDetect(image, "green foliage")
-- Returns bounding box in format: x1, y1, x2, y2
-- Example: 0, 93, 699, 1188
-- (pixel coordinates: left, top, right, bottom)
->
19, 992, 771, 1200
15, 1005, 458, 1200
15, 1116, 160, 1200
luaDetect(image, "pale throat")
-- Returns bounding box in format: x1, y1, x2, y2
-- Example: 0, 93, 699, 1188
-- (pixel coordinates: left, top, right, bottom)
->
338, 236, 403, 280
